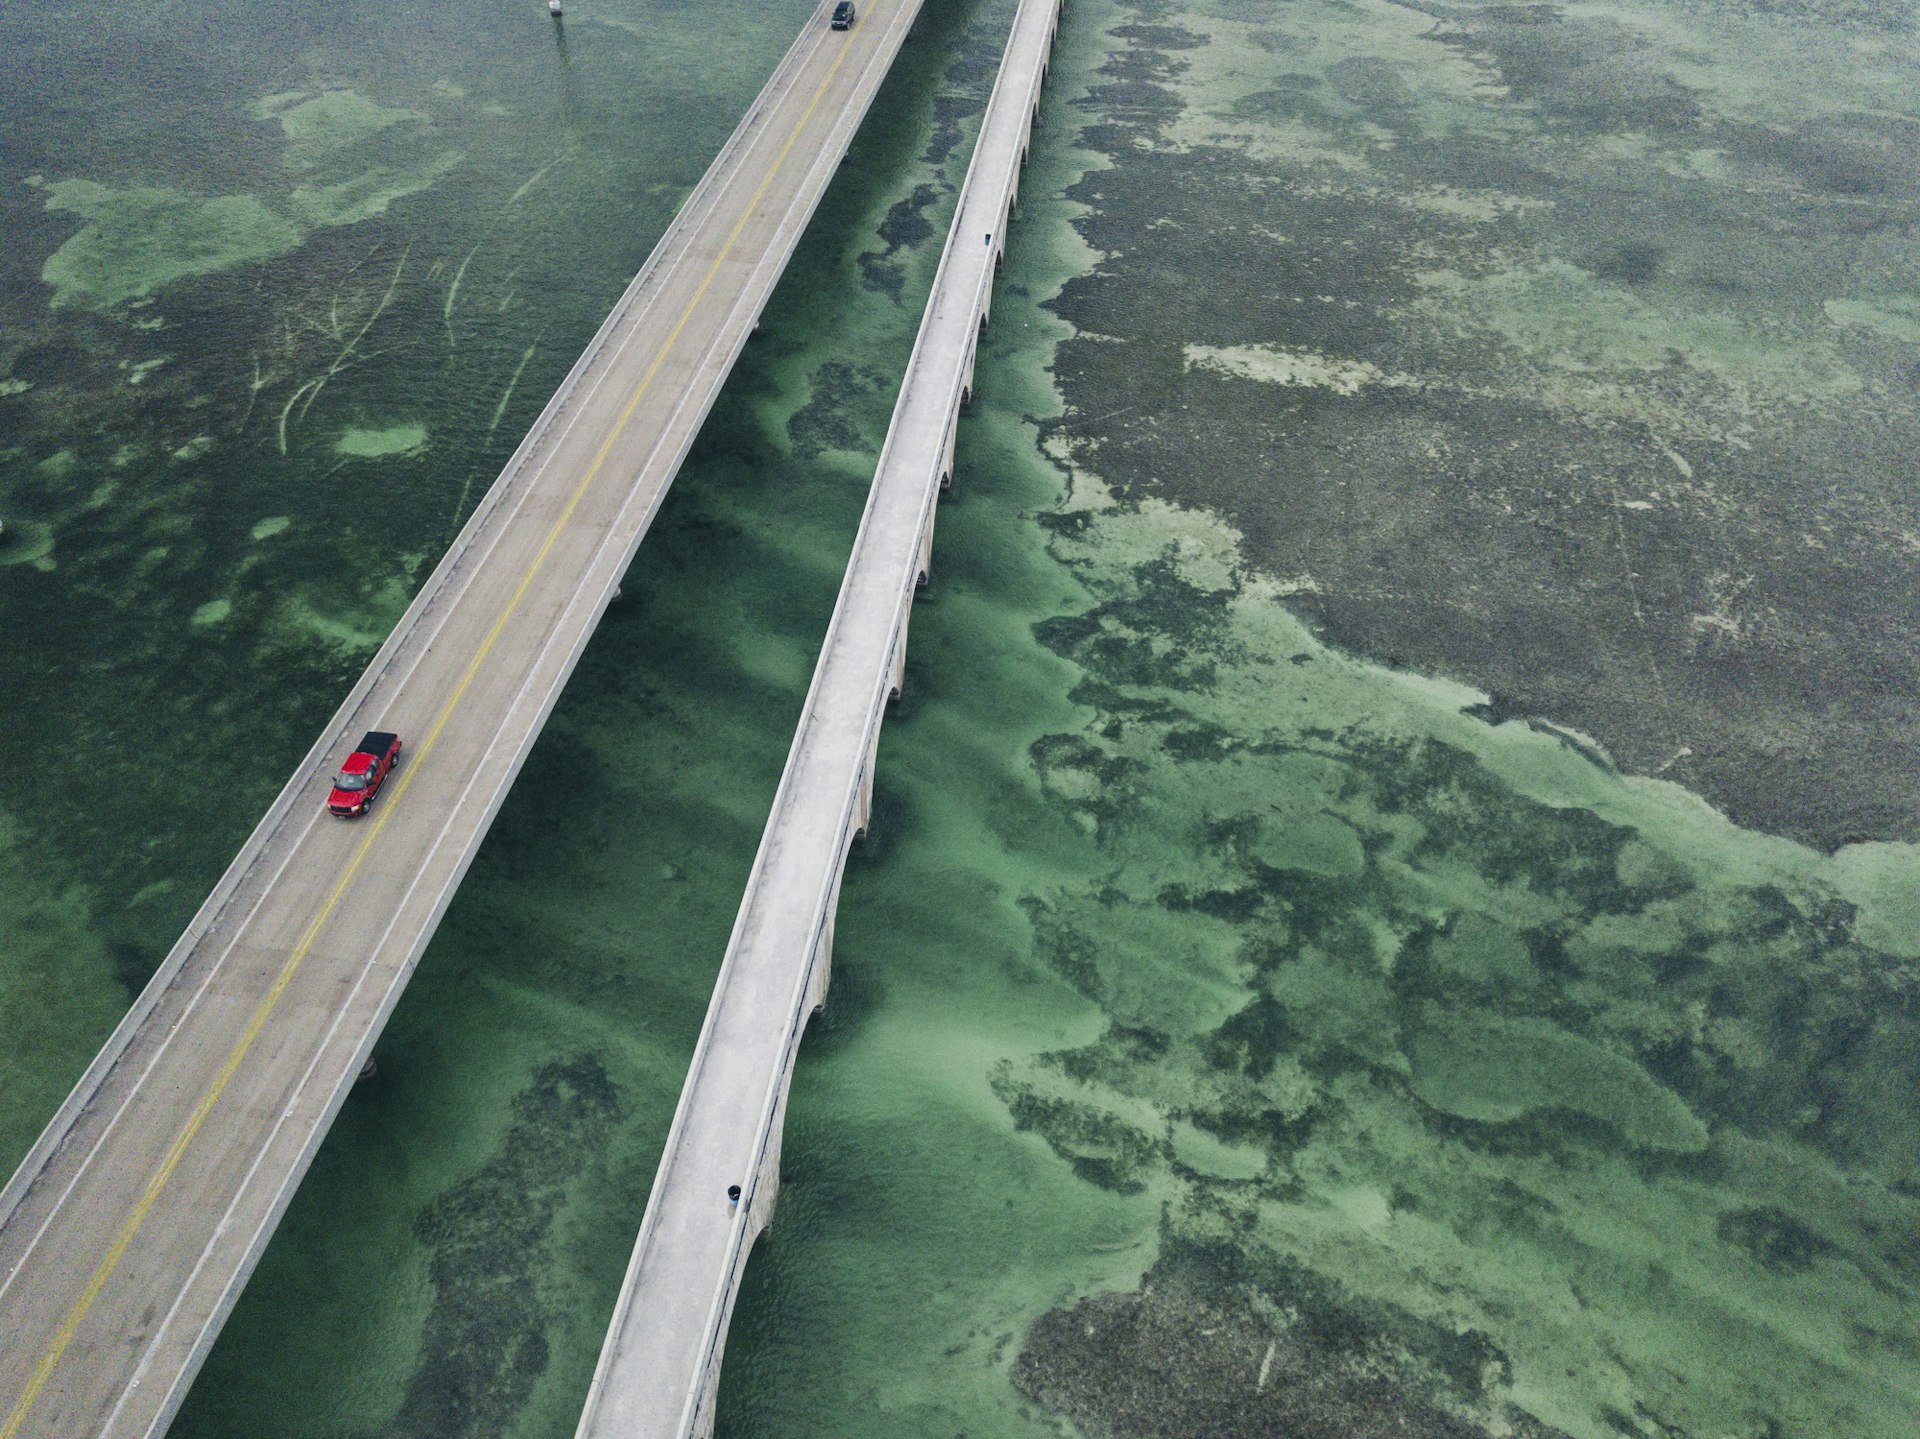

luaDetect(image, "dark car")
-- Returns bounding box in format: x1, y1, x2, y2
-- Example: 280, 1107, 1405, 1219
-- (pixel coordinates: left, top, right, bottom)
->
327, 730, 402, 817
830, 1, 855, 29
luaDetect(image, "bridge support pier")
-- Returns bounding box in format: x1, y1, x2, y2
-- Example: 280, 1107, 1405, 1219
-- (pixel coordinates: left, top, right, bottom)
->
853, 760, 874, 841
915, 516, 934, 590
888, 630, 908, 703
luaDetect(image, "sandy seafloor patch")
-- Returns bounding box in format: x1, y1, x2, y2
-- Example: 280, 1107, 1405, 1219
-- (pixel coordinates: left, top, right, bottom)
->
0, 1, 1916, 1438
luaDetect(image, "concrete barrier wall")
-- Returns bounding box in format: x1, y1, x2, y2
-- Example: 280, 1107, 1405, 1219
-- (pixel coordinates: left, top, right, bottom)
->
571, 2, 1064, 1435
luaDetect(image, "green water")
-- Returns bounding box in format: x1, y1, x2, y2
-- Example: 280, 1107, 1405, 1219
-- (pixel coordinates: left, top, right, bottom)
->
0, 0, 812, 1170
4, 1, 1918, 1437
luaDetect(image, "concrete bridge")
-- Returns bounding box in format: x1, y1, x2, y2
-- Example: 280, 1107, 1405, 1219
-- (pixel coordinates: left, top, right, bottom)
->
571, 0, 1061, 1433
0, 4, 929, 1434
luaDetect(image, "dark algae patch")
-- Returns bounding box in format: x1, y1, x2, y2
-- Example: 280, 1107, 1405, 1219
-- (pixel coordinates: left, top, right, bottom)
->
397, 1056, 621, 1438
1043, 0, 1920, 851
786, 0, 1920, 1433
1714, 1206, 1840, 1276
1015, 1239, 1573, 1439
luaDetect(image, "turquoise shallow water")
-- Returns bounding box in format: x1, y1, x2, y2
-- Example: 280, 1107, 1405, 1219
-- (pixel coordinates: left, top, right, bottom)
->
5, 1, 1919, 1437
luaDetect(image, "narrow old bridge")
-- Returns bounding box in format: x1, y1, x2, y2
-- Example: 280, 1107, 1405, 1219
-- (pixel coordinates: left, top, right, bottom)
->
575, 0, 1059, 1431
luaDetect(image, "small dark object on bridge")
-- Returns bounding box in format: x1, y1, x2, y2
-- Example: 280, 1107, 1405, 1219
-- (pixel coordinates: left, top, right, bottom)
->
727, 1184, 742, 1207
830, 1, 856, 29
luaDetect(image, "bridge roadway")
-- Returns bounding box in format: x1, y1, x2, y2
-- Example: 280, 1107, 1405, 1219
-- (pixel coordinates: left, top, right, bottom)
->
572, 0, 1061, 1433
0, 4, 927, 1435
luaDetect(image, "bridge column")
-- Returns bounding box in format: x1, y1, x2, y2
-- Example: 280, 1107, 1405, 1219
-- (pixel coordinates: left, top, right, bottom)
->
853, 759, 874, 841
915, 505, 936, 589
808, 895, 836, 1018
888, 626, 909, 702
754, 1084, 790, 1223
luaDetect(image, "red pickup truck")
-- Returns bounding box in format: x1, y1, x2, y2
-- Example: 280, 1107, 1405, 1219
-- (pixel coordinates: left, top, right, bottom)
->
327, 731, 402, 817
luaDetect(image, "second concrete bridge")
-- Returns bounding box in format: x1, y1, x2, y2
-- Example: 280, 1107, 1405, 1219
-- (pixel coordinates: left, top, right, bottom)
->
572, 0, 1063, 1433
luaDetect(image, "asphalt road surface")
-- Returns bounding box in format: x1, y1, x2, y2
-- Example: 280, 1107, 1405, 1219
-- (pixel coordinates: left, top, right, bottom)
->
0, 4, 925, 1436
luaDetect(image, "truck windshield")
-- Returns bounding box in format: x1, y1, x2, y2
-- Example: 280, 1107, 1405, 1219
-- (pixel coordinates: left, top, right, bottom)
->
334, 769, 372, 792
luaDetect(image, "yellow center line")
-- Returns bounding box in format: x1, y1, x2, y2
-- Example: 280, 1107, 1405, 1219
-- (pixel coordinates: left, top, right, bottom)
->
2, 16, 869, 1437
